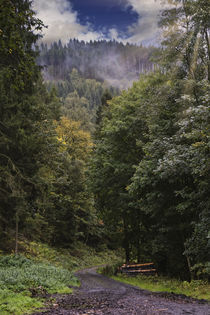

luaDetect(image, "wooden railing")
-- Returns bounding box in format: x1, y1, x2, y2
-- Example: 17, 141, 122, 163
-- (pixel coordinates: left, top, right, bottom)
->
119, 262, 157, 276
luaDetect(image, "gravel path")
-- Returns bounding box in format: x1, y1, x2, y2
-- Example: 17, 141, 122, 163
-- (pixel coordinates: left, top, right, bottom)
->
33, 268, 210, 315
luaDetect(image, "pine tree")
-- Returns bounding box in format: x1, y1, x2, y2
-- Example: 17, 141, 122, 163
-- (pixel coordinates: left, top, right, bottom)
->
0, 0, 58, 251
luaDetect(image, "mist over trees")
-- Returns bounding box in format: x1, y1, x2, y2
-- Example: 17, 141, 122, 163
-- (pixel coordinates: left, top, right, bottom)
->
38, 40, 156, 133
37, 39, 157, 133
38, 39, 157, 89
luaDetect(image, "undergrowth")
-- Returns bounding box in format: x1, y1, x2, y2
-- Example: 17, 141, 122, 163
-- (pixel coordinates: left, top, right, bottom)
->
0, 241, 122, 314
20, 240, 122, 270
0, 254, 78, 314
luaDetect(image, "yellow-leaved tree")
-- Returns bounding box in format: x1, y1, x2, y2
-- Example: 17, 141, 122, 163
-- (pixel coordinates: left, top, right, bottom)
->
44, 116, 98, 247
56, 117, 92, 162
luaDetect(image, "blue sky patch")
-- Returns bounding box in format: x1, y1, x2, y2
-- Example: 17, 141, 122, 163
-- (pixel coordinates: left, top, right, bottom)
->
70, 0, 139, 35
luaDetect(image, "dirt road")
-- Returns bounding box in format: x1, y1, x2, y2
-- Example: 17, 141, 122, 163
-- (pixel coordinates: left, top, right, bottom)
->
34, 268, 210, 315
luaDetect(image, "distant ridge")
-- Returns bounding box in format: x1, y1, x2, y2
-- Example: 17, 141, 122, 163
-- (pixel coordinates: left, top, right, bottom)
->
38, 39, 158, 89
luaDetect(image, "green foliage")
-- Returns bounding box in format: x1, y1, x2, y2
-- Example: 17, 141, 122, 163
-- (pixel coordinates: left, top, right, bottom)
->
46, 69, 118, 133
89, 77, 150, 261
0, 241, 122, 314
0, 253, 79, 315
0, 0, 61, 251
191, 263, 210, 280
21, 240, 123, 271
0, 0, 105, 250
90, 0, 210, 280
0, 289, 43, 315
99, 263, 123, 277
0, 255, 32, 268
0, 255, 78, 293
0, 0, 209, 293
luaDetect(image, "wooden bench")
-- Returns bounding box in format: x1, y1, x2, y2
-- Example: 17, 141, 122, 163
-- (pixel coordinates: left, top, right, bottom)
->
119, 262, 157, 276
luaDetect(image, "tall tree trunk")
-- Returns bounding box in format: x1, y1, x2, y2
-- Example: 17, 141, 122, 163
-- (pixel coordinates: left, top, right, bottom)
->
15, 211, 19, 255
204, 29, 210, 81
183, 243, 193, 281
125, 243, 130, 264
123, 218, 130, 264
137, 240, 141, 263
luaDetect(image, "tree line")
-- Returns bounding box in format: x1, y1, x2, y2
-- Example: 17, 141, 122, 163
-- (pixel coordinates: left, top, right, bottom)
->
38, 39, 157, 89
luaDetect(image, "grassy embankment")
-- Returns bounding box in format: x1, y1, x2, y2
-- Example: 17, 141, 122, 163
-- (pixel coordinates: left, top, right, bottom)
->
99, 265, 210, 301
112, 274, 210, 300
0, 240, 122, 314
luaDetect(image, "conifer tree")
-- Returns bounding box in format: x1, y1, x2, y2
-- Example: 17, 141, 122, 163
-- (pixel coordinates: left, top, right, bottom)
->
0, 0, 58, 250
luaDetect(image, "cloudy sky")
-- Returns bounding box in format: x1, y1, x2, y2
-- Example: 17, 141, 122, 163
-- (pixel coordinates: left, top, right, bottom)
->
33, 0, 167, 45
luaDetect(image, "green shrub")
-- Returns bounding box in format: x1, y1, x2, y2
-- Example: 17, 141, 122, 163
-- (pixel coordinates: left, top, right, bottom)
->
0, 256, 78, 293
99, 262, 123, 276
0, 255, 32, 268
191, 262, 210, 280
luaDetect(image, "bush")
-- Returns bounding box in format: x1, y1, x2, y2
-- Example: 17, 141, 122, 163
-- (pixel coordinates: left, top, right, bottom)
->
0, 255, 32, 268
191, 262, 210, 280
0, 254, 79, 314
0, 255, 78, 293
99, 262, 123, 276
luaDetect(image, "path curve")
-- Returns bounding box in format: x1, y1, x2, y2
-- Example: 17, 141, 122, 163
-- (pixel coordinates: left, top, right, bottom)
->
34, 267, 210, 315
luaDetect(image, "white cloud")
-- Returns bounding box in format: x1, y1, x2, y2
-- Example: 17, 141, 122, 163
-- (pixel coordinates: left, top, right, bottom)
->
77, 0, 128, 7
124, 0, 169, 45
108, 0, 171, 45
108, 0, 170, 45
33, 0, 105, 43
33, 0, 169, 45
109, 28, 120, 41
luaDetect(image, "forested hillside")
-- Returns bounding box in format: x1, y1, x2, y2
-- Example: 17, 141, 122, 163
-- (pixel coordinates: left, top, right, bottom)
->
38, 40, 157, 89
38, 41, 157, 132
0, 0, 209, 286
47, 69, 118, 132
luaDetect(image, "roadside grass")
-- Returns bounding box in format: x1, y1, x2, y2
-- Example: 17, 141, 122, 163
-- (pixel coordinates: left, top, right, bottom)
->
0, 289, 43, 315
111, 274, 210, 301
0, 241, 122, 314
20, 240, 123, 270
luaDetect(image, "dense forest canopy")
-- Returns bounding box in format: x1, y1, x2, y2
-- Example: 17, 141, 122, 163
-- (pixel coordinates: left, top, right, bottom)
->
89, 0, 210, 279
46, 69, 119, 133
0, 0, 209, 282
0, 0, 101, 252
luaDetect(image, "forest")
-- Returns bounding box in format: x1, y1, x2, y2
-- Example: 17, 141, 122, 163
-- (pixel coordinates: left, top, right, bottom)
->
38, 40, 157, 89
0, 2, 209, 310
